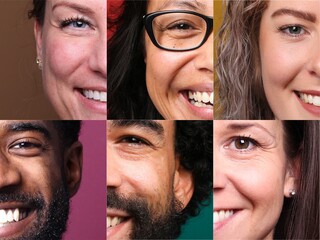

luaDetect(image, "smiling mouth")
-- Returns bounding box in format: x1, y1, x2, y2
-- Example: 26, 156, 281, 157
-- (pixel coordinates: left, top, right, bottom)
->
297, 92, 320, 107
0, 208, 31, 227
107, 216, 129, 229
214, 210, 234, 224
188, 91, 213, 108
82, 89, 107, 103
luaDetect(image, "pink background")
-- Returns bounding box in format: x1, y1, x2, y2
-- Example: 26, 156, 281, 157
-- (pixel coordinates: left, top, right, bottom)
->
64, 121, 106, 240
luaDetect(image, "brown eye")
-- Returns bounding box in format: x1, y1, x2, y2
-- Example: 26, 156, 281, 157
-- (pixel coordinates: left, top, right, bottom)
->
234, 138, 250, 149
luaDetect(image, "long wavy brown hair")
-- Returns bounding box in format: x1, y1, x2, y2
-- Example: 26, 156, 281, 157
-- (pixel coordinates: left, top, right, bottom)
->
216, 0, 272, 119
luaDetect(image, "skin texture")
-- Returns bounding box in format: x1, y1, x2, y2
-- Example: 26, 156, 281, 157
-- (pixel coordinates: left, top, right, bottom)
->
35, 0, 107, 120
260, 0, 320, 120
0, 121, 82, 239
107, 120, 194, 240
214, 120, 297, 240
145, 0, 213, 120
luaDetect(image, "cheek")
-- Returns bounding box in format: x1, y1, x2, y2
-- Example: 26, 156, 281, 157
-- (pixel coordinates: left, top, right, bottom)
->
260, 33, 303, 89
145, 40, 191, 90
21, 159, 62, 199
44, 34, 87, 80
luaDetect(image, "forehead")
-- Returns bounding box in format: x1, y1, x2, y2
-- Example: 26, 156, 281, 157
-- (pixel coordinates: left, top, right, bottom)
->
147, 0, 213, 14
214, 120, 283, 138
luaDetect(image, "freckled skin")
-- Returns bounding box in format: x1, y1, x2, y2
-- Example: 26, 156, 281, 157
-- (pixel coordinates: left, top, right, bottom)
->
35, 0, 107, 120
145, 0, 214, 120
260, 0, 320, 120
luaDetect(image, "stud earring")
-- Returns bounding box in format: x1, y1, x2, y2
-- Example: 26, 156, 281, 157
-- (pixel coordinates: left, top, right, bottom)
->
289, 189, 296, 197
36, 58, 42, 70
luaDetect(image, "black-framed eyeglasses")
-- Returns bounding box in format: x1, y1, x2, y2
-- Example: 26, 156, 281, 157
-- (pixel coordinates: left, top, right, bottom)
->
143, 10, 213, 52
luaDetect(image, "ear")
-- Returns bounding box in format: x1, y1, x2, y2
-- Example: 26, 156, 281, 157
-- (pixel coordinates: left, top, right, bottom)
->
173, 161, 194, 210
64, 141, 83, 197
34, 21, 43, 60
284, 158, 300, 198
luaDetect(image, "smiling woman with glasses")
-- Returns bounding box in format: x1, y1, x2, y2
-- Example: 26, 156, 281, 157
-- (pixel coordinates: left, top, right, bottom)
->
108, 0, 213, 119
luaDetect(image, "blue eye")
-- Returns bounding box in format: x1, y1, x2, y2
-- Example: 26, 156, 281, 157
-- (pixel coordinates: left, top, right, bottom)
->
61, 17, 91, 29
280, 25, 306, 36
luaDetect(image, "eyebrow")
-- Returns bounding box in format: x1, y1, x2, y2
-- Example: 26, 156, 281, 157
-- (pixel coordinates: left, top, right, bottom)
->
52, 2, 95, 15
159, 0, 206, 11
226, 122, 276, 139
271, 8, 317, 23
110, 120, 165, 137
4, 122, 51, 140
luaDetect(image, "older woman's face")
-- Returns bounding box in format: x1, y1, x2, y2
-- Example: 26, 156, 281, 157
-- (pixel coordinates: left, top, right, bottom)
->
214, 120, 296, 239
145, 0, 213, 120
35, 0, 106, 119
260, 0, 320, 120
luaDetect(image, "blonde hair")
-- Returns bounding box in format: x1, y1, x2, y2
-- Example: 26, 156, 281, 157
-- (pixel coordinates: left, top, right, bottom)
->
216, 0, 273, 119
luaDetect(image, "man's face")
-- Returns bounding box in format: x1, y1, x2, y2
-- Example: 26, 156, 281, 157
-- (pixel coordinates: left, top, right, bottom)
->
0, 120, 81, 240
107, 120, 194, 240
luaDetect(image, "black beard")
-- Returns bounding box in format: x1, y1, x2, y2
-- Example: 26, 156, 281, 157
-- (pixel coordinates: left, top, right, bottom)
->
107, 188, 186, 239
0, 186, 70, 240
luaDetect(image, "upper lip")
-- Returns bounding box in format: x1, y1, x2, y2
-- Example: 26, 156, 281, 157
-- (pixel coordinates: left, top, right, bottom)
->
181, 82, 213, 93
295, 90, 320, 96
107, 208, 130, 218
0, 202, 32, 210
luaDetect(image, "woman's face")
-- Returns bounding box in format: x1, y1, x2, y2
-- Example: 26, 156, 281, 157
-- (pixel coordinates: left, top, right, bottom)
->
214, 120, 296, 239
145, 0, 213, 120
35, 0, 106, 119
260, 0, 320, 120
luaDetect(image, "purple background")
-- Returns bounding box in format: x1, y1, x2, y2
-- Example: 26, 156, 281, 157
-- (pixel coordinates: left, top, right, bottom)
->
64, 121, 106, 240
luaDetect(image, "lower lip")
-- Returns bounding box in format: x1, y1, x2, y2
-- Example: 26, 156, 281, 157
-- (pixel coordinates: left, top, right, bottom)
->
214, 210, 239, 233
181, 92, 213, 120
296, 94, 320, 118
107, 218, 131, 239
0, 210, 37, 238
75, 89, 107, 116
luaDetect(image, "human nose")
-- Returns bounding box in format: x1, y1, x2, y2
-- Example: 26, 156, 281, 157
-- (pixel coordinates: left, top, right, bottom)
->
0, 153, 21, 190
194, 32, 214, 74
213, 145, 227, 190
307, 36, 320, 78
89, 33, 107, 78
107, 144, 122, 188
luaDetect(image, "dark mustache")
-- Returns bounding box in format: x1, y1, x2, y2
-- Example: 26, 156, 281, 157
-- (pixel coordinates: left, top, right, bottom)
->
0, 192, 45, 209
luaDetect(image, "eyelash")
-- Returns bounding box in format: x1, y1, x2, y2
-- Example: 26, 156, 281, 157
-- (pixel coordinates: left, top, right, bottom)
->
119, 136, 151, 147
227, 135, 260, 152
278, 24, 308, 37
60, 16, 92, 29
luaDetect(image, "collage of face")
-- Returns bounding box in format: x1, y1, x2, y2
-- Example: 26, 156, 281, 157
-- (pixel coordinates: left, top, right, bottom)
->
0, 0, 319, 240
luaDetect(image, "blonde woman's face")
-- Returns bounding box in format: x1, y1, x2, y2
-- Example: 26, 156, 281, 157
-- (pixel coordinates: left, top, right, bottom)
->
260, 0, 320, 120
214, 120, 296, 239
35, 0, 107, 119
145, 0, 213, 120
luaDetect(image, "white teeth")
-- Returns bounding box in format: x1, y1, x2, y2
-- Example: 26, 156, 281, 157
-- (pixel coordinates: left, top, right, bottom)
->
107, 216, 125, 228
0, 208, 27, 225
299, 92, 320, 107
83, 89, 107, 102
214, 210, 234, 224
188, 91, 214, 107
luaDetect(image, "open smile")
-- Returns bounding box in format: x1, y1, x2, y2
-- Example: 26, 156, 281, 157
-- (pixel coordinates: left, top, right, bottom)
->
0, 205, 36, 238
0, 208, 30, 226
82, 89, 107, 102
297, 91, 320, 107
188, 90, 214, 108
214, 209, 239, 232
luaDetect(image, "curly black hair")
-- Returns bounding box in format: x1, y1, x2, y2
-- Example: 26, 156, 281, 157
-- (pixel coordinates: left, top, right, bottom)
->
28, 0, 46, 25
175, 121, 213, 222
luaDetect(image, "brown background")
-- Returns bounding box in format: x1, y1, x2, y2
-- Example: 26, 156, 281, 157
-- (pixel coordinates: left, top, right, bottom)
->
0, 0, 58, 119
